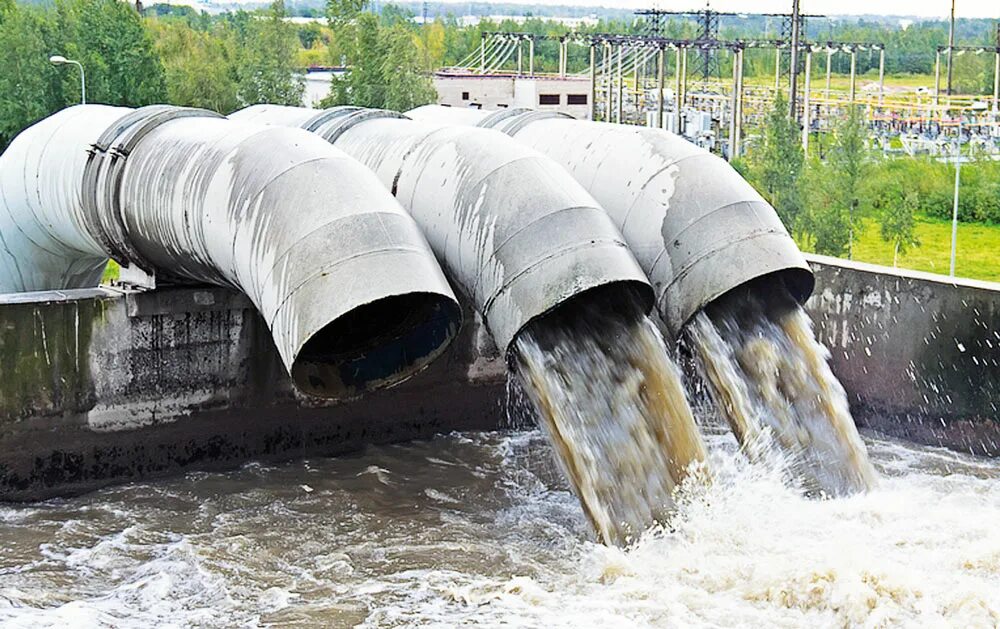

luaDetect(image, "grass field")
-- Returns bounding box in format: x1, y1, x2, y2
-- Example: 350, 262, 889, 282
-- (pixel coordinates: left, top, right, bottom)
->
798, 215, 1000, 283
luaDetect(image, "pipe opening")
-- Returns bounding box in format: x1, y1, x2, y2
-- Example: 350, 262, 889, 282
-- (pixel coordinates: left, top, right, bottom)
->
291, 292, 461, 399
509, 281, 653, 361
702, 268, 816, 327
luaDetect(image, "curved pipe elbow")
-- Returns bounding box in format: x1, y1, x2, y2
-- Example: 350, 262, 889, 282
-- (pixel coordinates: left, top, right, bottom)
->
0, 106, 462, 399
233, 105, 655, 353
408, 106, 815, 338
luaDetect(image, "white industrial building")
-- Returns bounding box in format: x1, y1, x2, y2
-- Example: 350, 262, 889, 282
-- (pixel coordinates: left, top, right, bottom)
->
433, 71, 593, 120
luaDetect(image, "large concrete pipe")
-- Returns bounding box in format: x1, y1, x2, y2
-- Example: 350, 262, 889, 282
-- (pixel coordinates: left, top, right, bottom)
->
406, 105, 814, 339
0, 105, 462, 399
231, 105, 653, 354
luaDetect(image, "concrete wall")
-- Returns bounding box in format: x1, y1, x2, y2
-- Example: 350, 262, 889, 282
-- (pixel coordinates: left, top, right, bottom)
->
804, 255, 1000, 456
0, 286, 507, 500
3, 256, 999, 500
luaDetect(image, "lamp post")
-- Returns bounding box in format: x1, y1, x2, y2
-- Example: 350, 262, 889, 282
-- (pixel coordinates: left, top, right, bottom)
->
49, 55, 85, 105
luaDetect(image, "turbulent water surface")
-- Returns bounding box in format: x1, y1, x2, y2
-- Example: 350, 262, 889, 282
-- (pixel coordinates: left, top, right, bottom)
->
1, 425, 998, 628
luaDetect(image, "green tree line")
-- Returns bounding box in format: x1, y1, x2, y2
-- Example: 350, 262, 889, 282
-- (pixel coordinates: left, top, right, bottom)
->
0, 0, 437, 150
0, 0, 311, 149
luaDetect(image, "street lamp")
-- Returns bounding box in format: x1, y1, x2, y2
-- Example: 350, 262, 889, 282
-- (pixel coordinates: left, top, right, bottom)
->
49, 55, 85, 105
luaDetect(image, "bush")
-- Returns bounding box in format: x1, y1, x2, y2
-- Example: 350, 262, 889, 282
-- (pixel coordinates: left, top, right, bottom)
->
863, 157, 1000, 224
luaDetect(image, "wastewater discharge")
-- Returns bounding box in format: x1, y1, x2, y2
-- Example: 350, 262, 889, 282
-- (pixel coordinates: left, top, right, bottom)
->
685, 283, 877, 496
513, 295, 707, 545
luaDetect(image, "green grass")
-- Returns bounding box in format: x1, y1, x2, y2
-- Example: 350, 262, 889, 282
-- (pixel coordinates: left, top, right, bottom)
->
799, 215, 1000, 283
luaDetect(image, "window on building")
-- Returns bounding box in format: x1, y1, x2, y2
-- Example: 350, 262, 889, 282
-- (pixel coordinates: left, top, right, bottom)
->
539, 94, 561, 105
461, 91, 470, 100
498, 104, 509, 108
567, 94, 588, 105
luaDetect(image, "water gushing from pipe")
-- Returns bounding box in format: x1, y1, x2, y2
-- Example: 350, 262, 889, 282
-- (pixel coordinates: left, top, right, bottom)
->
513, 290, 708, 545
685, 283, 877, 496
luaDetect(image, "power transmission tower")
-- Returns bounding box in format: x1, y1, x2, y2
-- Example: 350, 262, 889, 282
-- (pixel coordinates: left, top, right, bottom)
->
635, 7, 733, 80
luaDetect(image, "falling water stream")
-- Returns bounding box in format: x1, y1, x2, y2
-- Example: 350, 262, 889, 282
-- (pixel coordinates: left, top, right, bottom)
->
685, 283, 877, 496
513, 296, 707, 545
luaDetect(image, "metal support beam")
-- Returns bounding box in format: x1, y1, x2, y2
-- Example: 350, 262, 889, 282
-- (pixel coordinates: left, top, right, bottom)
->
656, 47, 665, 129
479, 35, 486, 73
528, 37, 535, 77
994, 51, 999, 112
734, 48, 744, 158
616, 45, 624, 123
729, 49, 739, 160
802, 49, 812, 151
825, 49, 833, 98
878, 48, 885, 105
788, 0, 801, 119
680, 46, 688, 111
946, 0, 955, 96
517, 40, 523, 75
605, 43, 613, 122
589, 44, 597, 121
674, 46, 682, 132
934, 50, 941, 106
849, 51, 857, 102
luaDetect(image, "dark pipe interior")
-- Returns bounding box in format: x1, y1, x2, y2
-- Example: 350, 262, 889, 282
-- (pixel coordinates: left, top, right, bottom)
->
291, 293, 461, 399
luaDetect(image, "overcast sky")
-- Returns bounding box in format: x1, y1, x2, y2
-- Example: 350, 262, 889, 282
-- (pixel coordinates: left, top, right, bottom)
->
455, 1, 1000, 19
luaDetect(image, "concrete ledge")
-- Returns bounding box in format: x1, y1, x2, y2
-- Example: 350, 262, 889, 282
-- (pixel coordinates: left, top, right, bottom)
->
3, 256, 999, 500
804, 255, 1000, 456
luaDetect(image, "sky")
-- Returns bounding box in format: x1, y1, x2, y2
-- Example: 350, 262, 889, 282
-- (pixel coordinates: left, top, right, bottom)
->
444, 0, 1000, 19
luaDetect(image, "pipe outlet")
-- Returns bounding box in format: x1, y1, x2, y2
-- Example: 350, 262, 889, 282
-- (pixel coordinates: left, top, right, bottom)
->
231, 105, 654, 353
406, 105, 814, 339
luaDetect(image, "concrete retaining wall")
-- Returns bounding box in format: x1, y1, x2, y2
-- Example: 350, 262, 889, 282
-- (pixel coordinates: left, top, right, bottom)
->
3, 256, 998, 500
804, 255, 1000, 456
0, 286, 507, 500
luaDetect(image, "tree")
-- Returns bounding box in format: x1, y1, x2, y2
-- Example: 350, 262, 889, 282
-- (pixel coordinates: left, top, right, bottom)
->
880, 191, 920, 267
826, 105, 868, 259
380, 24, 436, 110
64, 0, 167, 106
322, 2, 435, 111
748, 92, 805, 233
800, 157, 852, 257
150, 20, 240, 113
236, 0, 304, 107
0, 6, 53, 147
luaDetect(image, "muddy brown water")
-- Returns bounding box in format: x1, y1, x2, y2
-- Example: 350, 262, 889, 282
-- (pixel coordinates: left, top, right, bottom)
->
1, 427, 997, 627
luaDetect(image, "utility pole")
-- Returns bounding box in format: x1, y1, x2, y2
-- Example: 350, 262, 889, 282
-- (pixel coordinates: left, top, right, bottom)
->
788, 0, 802, 120
950, 114, 962, 277
802, 47, 812, 151
656, 46, 665, 129
589, 44, 597, 121
946, 0, 955, 96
